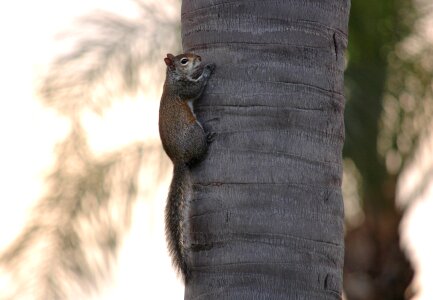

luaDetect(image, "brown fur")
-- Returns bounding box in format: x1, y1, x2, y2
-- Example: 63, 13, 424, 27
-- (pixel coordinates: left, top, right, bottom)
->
158, 53, 215, 282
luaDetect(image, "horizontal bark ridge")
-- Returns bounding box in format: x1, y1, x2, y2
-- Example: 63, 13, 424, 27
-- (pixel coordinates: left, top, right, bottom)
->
182, 0, 350, 298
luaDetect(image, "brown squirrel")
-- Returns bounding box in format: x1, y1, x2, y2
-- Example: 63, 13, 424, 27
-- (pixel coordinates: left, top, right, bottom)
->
158, 53, 215, 282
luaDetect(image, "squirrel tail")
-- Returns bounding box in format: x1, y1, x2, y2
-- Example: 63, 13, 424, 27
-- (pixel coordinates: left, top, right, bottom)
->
165, 163, 191, 282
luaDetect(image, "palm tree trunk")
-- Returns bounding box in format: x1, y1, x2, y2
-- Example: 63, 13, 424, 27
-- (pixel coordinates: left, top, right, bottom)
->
181, 1, 350, 298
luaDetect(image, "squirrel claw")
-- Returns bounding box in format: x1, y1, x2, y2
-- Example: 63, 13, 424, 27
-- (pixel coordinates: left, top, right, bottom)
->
205, 63, 216, 73
206, 132, 216, 143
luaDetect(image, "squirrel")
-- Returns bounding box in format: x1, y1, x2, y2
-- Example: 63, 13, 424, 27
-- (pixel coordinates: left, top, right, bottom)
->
158, 53, 215, 282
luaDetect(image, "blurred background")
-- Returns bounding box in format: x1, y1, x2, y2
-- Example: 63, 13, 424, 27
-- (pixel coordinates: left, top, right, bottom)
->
0, 0, 432, 299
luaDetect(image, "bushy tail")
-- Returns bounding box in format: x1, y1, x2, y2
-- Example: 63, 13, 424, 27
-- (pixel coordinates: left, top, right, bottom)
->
165, 163, 190, 282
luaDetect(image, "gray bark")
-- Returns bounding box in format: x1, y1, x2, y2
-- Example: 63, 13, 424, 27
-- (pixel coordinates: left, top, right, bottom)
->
181, 1, 350, 299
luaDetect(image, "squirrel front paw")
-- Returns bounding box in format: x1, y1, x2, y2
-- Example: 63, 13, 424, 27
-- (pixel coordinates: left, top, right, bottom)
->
206, 132, 216, 144
205, 63, 216, 73
202, 64, 216, 79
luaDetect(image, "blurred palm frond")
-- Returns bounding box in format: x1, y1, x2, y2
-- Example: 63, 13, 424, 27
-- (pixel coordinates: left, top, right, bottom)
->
40, 0, 180, 116
0, 123, 171, 299
0, 124, 146, 299
1, 0, 179, 298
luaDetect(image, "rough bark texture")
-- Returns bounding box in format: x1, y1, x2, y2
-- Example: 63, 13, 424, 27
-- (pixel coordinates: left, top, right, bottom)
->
181, 1, 350, 299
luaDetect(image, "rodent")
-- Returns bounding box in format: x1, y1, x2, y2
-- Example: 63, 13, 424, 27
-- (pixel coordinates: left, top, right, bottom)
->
158, 53, 215, 282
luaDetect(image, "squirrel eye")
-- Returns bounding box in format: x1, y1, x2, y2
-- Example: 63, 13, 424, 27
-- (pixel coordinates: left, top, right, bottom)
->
180, 58, 189, 65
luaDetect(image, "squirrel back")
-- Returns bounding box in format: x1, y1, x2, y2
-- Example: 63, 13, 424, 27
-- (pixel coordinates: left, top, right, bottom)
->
158, 53, 215, 282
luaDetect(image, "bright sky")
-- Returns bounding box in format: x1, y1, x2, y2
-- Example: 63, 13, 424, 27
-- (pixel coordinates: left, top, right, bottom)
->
0, 1, 183, 299
398, 130, 433, 300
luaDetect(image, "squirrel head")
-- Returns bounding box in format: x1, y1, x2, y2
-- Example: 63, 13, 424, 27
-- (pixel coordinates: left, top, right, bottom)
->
164, 53, 203, 80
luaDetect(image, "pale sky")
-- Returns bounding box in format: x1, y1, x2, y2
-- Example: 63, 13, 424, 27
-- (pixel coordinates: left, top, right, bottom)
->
0, 1, 183, 299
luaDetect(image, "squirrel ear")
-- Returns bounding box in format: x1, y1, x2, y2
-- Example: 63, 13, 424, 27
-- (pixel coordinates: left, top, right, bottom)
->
164, 57, 173, 66
165, 54, 176, 70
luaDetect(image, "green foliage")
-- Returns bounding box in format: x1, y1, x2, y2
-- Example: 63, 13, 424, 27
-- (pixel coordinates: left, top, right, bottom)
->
344, 0, 421, 205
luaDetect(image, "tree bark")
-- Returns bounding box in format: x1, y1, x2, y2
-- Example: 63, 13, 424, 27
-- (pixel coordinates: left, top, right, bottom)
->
181, 1, 350, 299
